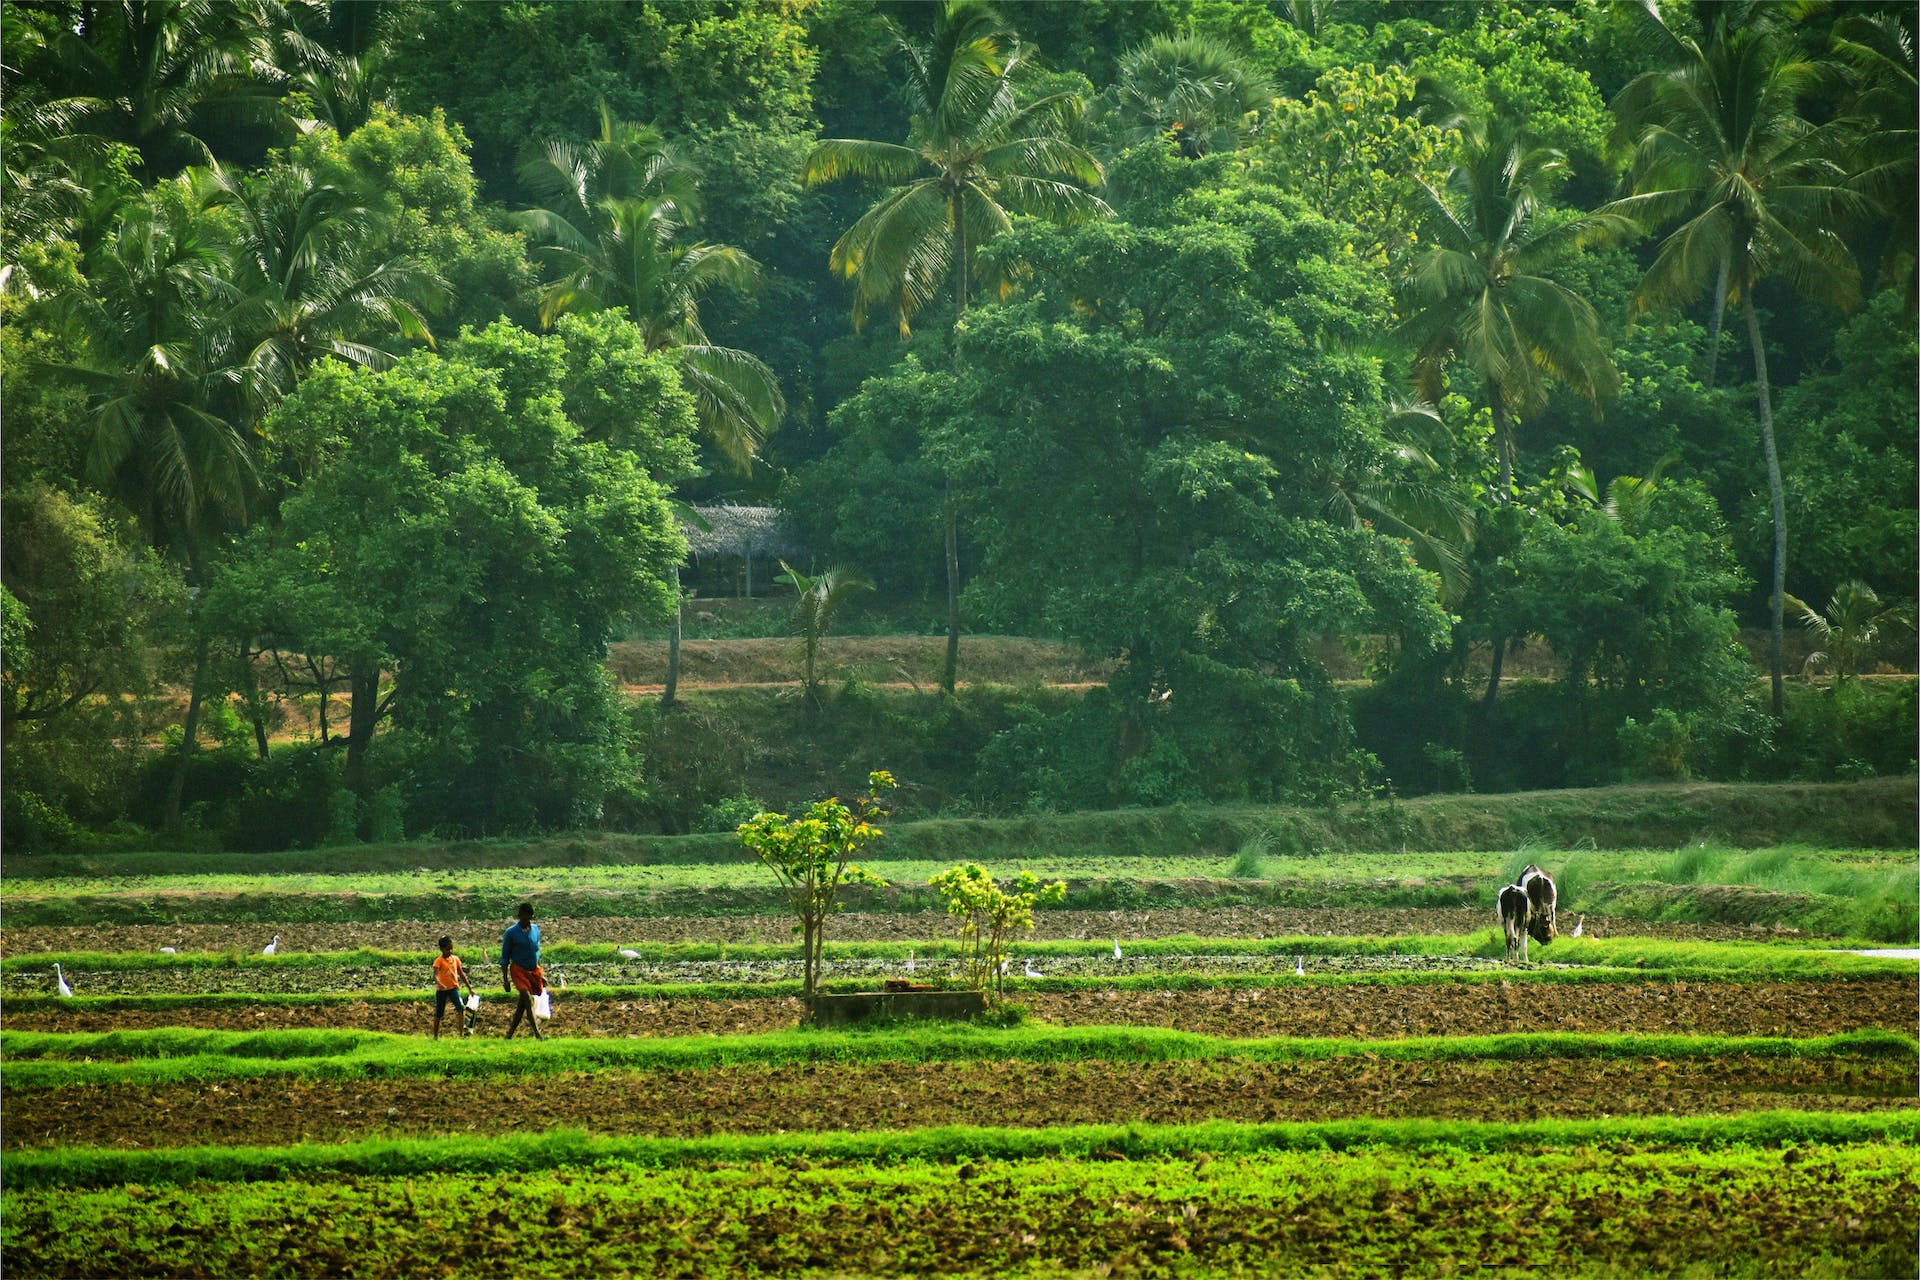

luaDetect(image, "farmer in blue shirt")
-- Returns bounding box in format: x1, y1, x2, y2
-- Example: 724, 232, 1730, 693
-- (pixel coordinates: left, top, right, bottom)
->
500, 901, 546, 1041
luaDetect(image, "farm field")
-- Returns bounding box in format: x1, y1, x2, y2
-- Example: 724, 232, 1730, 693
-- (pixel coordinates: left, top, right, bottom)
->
3, 824, 1916, 1277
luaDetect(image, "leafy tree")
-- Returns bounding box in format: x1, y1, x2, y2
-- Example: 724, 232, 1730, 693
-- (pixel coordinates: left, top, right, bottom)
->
1412, 3, 1616, 199
1770, 291, 1918, 605
516, 108, 783, 470
0, 484, 184, 850
935, 170, 1449, 805
1398, 111, 1625, 496
211, 319, 696, 834
928, 863, 1066, 999
0, 484, 182, 730
1603, 10, 1868, 716
738, 770, 895, 1003
1481, 479, 1754, 780
1255, 64, 1446, 266
289, 106, 539, 332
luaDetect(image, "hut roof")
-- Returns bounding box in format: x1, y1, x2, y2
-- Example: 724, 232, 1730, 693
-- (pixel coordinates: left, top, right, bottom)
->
682, 505, 805, 559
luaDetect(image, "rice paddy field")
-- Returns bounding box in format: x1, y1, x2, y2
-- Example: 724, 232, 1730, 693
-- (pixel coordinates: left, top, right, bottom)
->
3, 804, 1917, 1277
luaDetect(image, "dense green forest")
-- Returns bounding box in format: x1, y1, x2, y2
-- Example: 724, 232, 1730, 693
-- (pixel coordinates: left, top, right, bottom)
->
2, 0, 1914, 851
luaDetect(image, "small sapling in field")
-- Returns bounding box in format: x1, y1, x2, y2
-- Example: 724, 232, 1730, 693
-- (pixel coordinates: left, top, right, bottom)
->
739, 771, 896, 1003
929, 863, 1066, 1000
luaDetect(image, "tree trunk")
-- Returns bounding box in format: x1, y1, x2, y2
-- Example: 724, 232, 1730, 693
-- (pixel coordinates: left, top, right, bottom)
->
953, 189, 969, 324
238, 643, 270, 760
1482, 636, 1506, 708
1489, 392, 1514, 499
1744, 298, 1787, 718
163, 633, 212, 832
942, 497, 960, 695
802, 918, 819, 1003
662, 565, 683, 709
1704, 253, 1729, 390
939, 191, 970, 697
345, 663, 380, 810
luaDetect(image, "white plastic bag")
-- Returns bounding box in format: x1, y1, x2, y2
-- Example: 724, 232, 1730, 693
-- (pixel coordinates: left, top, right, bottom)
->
465, 992, 481, 1013
531, 990, 552, 1020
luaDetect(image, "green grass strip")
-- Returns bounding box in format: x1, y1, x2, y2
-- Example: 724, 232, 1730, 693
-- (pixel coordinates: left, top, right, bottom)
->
3, 1025, 1908, 1088
11, 933, 1911, 974
5, 955, 1913, 1014
5, 1111, 1914, 1191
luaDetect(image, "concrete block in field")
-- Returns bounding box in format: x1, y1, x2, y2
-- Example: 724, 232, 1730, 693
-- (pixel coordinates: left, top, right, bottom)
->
808, 990, 987, 1025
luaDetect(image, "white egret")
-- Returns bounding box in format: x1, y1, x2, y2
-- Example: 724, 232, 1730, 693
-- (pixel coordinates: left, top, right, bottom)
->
618, 948, 641, 959
1023, 958, 1043, 979
1571, 916, 1585, 938
54, 964, 73, 998
906, 951, 916, 974
1294, 956, 1305, 977
1112, 939, 1122, 960
159, 947, 178, 955
262, 935, 280, 956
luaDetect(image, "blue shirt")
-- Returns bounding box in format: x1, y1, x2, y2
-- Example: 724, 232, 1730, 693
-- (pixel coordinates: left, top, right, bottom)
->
501, 921, 541, 970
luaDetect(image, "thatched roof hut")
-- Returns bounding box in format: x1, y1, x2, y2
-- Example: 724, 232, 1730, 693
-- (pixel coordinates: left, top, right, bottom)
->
681, 505, 806, 596
681, 505, 804, 560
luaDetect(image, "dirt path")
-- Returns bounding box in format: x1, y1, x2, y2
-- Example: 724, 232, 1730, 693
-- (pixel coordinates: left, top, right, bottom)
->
7, 1052, 1914, 1151
7, 978, 1912, 1040
0, 907, 1808, 957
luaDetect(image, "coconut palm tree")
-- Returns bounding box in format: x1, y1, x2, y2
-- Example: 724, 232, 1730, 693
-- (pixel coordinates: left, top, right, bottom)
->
802, 0, 1111, 693
776, 561, 875, 714
1785, 581, 1914, 686
1397, 113, 1627, 497
801, 0, 1112, 335
1602, 11, 1869, 716
516, 109, 781, 471
197, 162, 442, 420
1105, 33, 1271, 158
55, 187, 253, 828
1830, 9, 1917, 312
1322, 399, 1477, 608
34, 0, 291, 178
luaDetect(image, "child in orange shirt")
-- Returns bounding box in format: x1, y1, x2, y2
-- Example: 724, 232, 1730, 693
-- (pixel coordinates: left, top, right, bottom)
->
431, 935, 477, 1039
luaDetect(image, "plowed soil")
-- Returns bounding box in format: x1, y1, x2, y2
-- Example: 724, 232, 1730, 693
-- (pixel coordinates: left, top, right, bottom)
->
7, 977, 1913, 1039
7, 1052, 1915, 1150
0, 907, 1805, 956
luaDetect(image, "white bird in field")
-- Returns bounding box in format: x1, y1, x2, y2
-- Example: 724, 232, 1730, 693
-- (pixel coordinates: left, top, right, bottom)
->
618, 948, 641, 959
1571, 915, 1585, 938
1112, 939, 1123, 961
1023, 958, 1043, 979
54, 964, 72, 998
262, 935, 279, 956
998, 958, 1011, 977
906, 950, 916, 974
160, 946, 178, 955
1294, 956, 1306, 978
554, 969, 567, 991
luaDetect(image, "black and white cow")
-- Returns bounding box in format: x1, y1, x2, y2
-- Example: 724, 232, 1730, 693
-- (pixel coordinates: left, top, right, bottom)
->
1498, 882, 1531, 963
1498, 865, 1559, 963
1519, 863, 1558, 946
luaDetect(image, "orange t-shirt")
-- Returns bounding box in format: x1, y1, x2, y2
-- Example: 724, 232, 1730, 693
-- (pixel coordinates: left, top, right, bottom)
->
433, 955, 464, 990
